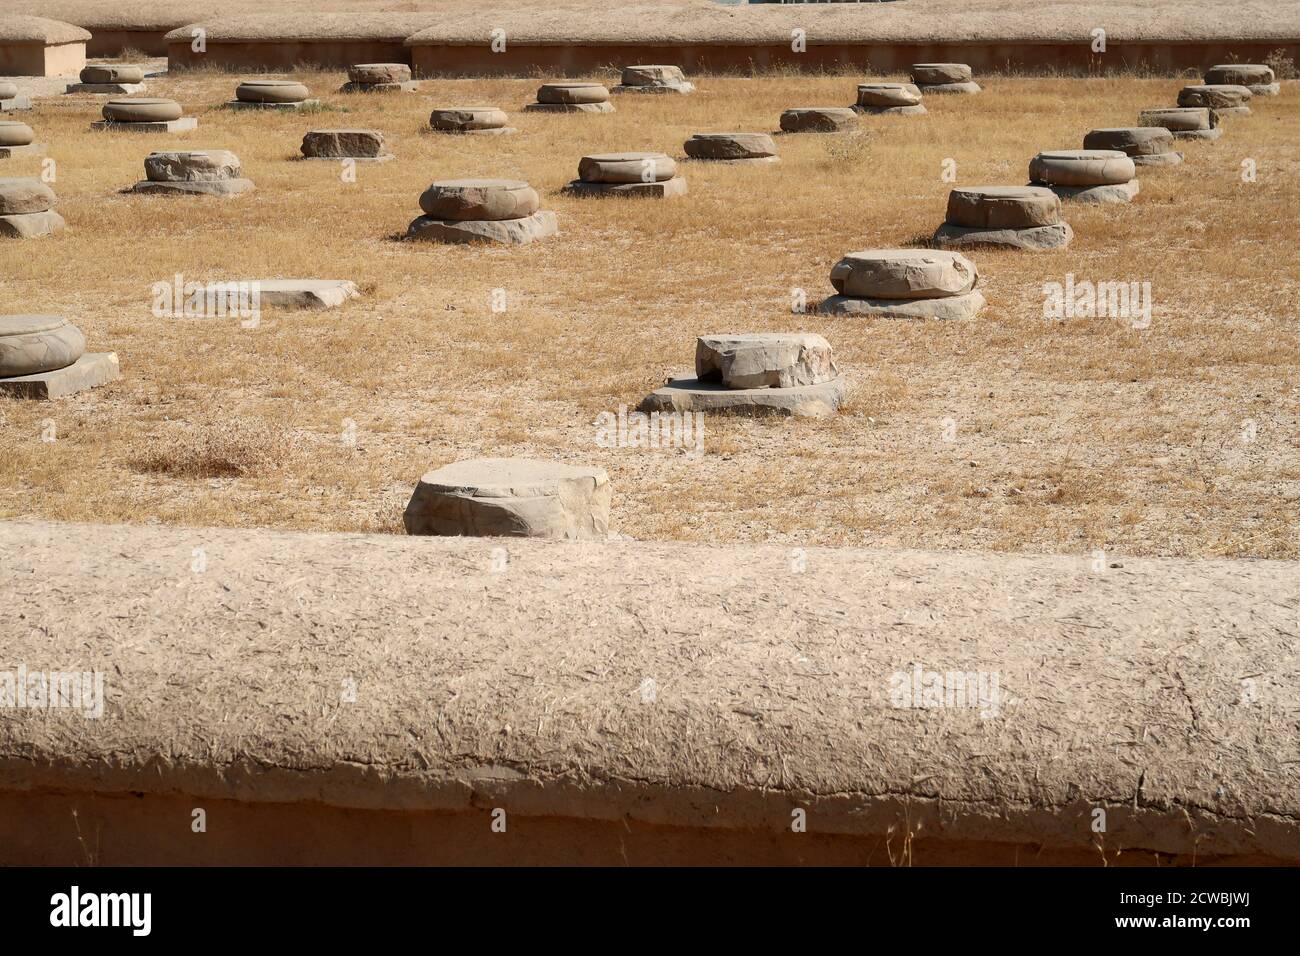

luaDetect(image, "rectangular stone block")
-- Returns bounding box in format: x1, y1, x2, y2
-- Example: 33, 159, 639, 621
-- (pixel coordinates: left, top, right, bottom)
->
90, 117, 198, 133
0, 352, 120, 399
66, 83, 145, 94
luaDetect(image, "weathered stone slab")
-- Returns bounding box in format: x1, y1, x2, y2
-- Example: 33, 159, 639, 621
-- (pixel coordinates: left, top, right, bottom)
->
916, 81, 982, 94
82, 65, 145, 84
1038, 179, 1140, 204
91, 117, 198, 133
1082, 126, 1179, 158
405, 211, 558, 246
1178, 85, 1252, 114
695, 333, 837, 389
67, 83, 145, 95
429, 106, 509, 132
562, 177, 687, 198
347, 63, 411, 85
819, 289, 986, 321
0, 352, 119, 399
855, 83, 923, 110
911, 62, 973, 84
1131, 151, 1183, 167
247, 279, 359, 310
301, 129, 388, 159
0, 315, 85, 377
523, 101, 614, 114
0, 97, 33, 112
639, 374, 847, 418
945, 185, 1061, 229
779, 107, 858, 133
0, 210, 65, 238
683, 132, 778, 162
145, 149, 241, 181
537, 82, 610, 105
933, 221, 1073, 251
1204, 64, 1276, 94
0, 144, 43, 159
404, 458, 610, 539
578, 152, 676, 184
830, 248, 978, 299
613, 65, 694, 94
1028, 149, 1135, 187
0, 177, 54, 215
340, 81, 419, 94
1139, 107, 1215, 132
129, 179, 255, 196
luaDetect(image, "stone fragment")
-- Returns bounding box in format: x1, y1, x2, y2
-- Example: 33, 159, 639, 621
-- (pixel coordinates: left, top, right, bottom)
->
911, 63, 973, 84
1139, 107, 1221, 140
933, 221, 1073, 251
145, 149, 242, 182
562, 178, 687, 198
92, 117, 198, 133
695, 333, 837, 389
1178, 84, 1252, 115
1028, 149, 1136, 186
403, 458, 610, 539
418, 179, 540, 221
1082, 128, 1182, 165
67, 82, 145, 95
0, 177, 55, 215
830, 249, 978, 299
82, 65, 145, 84
103, 98, 182, 123
0, 315, 85, 377
1039, 179, 1140, 204
639, 374, 847, 418
523, 101, 615, 114
683, 132, 778, 162
577, 152, 676, 184
245, 279, 359, 310
301, 129, 389, 160
855, 82, 925, 114
429, 106, 511, 133
820, 290, 987, 321
129, 179, 254, 196
0, 210, 66, 238
0, 352, 120, 399
613, 65, 694, 94
779, 107, 858, 133
537, 82, 610, 104
1204, 64, 1278, 95
945, 185, 1061, 229
236, 80, 310, 104
405, 211, 558, 246
348, 63, 411, 85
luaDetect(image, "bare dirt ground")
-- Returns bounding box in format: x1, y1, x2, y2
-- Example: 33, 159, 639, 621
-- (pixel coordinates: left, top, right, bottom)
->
0, 63, 1296, 558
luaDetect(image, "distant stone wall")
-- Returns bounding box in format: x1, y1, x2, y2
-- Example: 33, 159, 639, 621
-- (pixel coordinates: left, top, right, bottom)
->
167, 38, 411, 70
0, 40, 85, 77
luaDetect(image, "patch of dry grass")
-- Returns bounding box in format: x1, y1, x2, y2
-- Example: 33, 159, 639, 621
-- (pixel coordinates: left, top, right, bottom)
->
0, 65, 1297, 557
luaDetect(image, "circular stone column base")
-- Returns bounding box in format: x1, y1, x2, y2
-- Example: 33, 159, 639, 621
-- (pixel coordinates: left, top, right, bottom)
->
639, 374, 847, 418
405, 210, 558, 245
917, 81, 981, 94
1037, 179, 1140, 204
561, 177, 687, 198
523, 102, 614, 114
0, 315, 85, 376
933, 221, 1073, 251
854, 103, 927, 116
0, 210, 66, 238
820, 289, 986, 321
1132, 151, 1184, 167
339, 81, 419, 93
129, 178, 256, 196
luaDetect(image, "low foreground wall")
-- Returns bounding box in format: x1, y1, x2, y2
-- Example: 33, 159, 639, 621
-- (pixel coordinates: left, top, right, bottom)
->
1, 520, 1297, 865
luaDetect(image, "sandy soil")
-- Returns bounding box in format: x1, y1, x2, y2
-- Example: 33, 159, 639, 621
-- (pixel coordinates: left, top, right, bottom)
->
0, 64, 1296, 558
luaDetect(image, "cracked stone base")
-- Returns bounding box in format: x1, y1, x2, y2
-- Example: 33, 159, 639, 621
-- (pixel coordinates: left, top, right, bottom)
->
406, 210, 558, 246
247, 279, 359, 309
933, 221, 1073, 251
819, 289, 986, 321
611, 83, 695, 94
0, 352, 119, 399
91, 117, 198, 133
128, 178, 255, 196
523, 101, 615, 114
429, 126, 517, 136
0, 143, 45, 159
67, 82, 145, 94
0, 98, 33, 112
0, 209, 65, 238
853, 104, 927, 116
917, 81, 982, 94
340, 81, 419, 93
562, 177, 687, 198
1132, 151, 1183, 167
226, 100, 320, 111
1172, 127, 1223, 140
639, 374, 848, 418
1038, 179, 1140, 204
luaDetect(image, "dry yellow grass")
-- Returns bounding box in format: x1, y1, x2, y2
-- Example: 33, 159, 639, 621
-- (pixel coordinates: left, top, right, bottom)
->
1, 64, 1297, 558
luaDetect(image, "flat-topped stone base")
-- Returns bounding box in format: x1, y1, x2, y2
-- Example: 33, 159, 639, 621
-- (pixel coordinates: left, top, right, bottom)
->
611, 83, 694, 94
226, 100, 319, 111
429, 126, 517, 136
685, 154, 779, 166
251, 279, 359, 310
302, 153, 394, 163
0, 144, 45, 159
0, 352, 120, 399
91, 117, 198, 133
853, 103, 927, 116
67, 82, 145, 95
639, 374, 847, 418
820, 289, 986, 321
933, 221, 1073, 251
917, 81, 981, 94
406, 210, 558, 246
1038, 179, 1140, 204
523, 101, 615, 114
0, 210, 65, 238
562, 177, 687, 198
1132, 151, 1184, 167
0, 98, 33, 112
129, 178, 255, 196
340, 81, 419, 93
